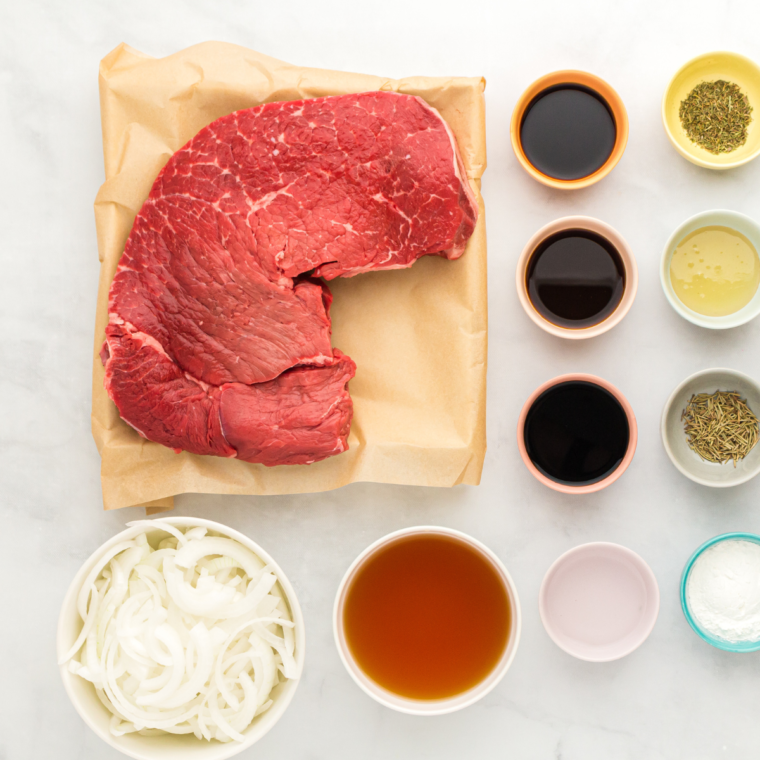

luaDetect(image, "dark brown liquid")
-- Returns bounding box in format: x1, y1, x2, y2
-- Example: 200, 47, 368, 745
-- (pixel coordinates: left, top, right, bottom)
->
342, 533, 511, 700
523, 381, 630, 485
520, 84, 616, 180
526, 229, 625, 328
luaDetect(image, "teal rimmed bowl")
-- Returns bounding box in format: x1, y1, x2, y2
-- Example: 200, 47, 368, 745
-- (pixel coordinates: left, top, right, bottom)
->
680, 532, 760, 652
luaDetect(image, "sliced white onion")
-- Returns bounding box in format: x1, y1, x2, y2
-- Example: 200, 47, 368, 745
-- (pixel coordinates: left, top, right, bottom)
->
62, 522, 296, 742
75, 540, 136, 621
127, 520, 188, 547
174, 537, 265, 580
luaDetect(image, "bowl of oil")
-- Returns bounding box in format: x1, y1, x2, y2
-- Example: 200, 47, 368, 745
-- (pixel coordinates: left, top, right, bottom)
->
661, 210, 760, 329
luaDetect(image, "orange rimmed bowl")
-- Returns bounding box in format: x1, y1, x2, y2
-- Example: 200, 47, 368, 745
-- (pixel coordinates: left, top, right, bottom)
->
510, 70, 629, 190
517, 374, 638, 494
516, 215, 638, 339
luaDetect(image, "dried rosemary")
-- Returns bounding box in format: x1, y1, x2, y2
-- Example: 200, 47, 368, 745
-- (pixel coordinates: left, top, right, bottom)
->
678, 80, 753, 155
682, 390, 759, 466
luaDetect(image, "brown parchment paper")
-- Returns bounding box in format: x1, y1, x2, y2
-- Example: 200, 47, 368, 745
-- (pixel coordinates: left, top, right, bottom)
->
93, 42, 488, 511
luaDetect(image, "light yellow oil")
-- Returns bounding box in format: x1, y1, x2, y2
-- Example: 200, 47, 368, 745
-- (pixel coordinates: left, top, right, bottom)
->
670, 226, 760, 317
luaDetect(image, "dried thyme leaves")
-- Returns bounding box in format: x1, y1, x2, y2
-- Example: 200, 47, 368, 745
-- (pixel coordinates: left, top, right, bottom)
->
679, 80, 753, 155
682, 390, 759, 466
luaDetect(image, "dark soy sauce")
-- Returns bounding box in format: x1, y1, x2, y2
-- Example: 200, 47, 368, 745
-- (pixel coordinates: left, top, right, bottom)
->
523, 381, 630, 485
520, 85, 616, 180
526, 229, 625, 329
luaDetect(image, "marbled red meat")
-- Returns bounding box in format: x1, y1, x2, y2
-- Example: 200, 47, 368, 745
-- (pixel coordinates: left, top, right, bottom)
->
102, 91, 478, 465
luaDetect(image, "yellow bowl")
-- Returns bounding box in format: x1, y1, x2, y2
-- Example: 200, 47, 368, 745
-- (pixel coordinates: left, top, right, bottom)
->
663, 51, 760, 170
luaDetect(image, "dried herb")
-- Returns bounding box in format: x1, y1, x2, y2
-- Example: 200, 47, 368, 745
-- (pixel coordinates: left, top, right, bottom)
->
679, 80, 753, 155
682, 390, 759, 466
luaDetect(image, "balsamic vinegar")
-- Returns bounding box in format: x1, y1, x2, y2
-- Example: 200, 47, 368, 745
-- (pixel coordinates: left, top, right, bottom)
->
524, 381, 629, 485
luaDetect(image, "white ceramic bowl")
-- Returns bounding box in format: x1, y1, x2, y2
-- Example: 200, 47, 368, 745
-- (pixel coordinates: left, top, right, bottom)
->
661, 368, 760, 487
333, 526, 521, 715
539, 542, 660, 662
660, 210, 760, 329
57, 517, 305, 760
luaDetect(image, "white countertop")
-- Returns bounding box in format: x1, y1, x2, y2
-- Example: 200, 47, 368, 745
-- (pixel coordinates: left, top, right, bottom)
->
4, 0, 760, 757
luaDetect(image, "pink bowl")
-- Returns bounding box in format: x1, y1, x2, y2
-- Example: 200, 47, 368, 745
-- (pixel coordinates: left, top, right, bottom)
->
539, 542, 660, 662
516, 216, 638, 340
516, 373, 637, 494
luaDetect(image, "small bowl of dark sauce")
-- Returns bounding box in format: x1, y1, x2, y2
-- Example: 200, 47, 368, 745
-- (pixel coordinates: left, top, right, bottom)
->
517, 216, 638, 339
511, 71, 628, 189
517, 374, 637, 494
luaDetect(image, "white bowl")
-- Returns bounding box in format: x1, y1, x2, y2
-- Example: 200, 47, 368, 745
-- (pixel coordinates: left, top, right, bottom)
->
660, 209, 760, 329
57, 517, 305, 760
333, 526, 521, 715
661, 368, 760, 487
539, 542, 660, 662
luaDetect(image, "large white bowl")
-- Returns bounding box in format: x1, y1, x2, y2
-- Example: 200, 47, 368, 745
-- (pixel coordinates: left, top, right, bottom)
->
660, 210, 760, 329
57, 517, 305, 760
333, 526, 521, 715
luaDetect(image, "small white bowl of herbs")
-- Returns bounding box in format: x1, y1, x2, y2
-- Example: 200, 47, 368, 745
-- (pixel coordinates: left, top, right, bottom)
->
661, 367, 760, 487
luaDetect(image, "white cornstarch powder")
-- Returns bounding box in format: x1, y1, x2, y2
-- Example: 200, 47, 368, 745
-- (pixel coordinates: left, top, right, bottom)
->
686, 539, 760, 643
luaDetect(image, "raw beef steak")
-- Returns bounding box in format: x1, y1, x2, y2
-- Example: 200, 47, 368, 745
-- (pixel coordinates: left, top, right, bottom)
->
102, 91, 478, 465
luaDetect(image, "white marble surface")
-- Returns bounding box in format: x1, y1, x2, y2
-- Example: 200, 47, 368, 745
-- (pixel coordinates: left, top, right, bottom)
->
4, 0, 760, 757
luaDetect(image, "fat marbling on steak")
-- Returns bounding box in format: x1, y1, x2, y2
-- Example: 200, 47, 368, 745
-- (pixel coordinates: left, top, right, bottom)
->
101, 91, 479, 465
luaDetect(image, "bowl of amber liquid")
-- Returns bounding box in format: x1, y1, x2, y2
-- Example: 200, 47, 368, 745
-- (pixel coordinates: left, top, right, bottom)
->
661, 210, 760, 329
333, 527, 521, 715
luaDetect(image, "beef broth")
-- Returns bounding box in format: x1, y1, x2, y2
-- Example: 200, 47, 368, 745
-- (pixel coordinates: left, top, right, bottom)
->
523, 380, 630, 485
342, 533, 511, 700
